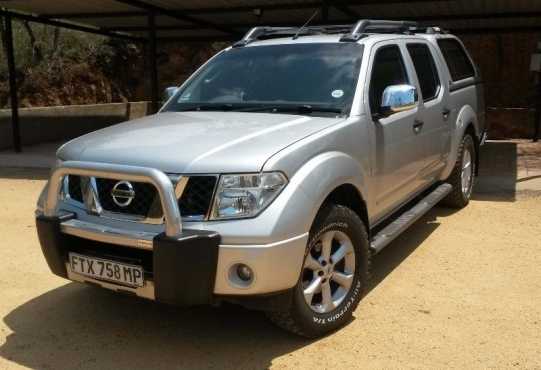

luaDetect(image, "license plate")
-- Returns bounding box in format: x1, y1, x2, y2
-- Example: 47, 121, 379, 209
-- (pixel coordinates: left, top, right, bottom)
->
68, 253, 144, 288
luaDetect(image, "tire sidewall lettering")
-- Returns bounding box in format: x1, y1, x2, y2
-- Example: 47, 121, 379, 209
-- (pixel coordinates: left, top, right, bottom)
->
311, 279, 361, 325
306, 218, 361, 326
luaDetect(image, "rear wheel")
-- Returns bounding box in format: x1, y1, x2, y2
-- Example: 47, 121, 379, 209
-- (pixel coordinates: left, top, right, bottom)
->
266, 204, 370, 338
442, 133, 476, 208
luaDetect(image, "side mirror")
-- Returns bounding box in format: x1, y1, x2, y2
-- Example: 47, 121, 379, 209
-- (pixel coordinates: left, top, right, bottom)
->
378, 84, 418, 118
164, 86, 179, 100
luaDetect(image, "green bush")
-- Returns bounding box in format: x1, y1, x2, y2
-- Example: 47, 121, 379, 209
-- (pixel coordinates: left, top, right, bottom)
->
0, 19, 144, 107
0, 19, 224, 108
0, 20, 110, 73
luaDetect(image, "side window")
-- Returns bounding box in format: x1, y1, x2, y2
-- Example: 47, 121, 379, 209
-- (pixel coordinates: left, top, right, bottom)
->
407, 43, 441, 102
437, 39, 475, 81
369, 45, 409, 114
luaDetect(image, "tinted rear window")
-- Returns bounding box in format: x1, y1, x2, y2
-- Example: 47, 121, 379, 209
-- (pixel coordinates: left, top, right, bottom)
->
437, 39, 475, 81
407, 43, 440, 101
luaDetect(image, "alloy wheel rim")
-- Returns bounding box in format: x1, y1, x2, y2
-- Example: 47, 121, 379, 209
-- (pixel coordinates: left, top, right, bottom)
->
302, 230, 356, 314
461, 148, 474, 198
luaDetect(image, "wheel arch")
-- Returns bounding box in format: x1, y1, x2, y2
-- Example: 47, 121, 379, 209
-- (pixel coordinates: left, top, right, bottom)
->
321, 183, 369, 232
440, 104, 481, 180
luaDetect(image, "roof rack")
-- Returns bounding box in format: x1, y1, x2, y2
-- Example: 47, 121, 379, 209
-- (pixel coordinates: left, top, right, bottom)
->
233, 20, 446, 47
415, 26, 448, 35
233, 24, 353, 47
340, 20, 418, 41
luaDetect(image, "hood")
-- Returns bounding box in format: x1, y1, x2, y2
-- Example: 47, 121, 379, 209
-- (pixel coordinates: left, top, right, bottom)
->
57, 111, 345, 174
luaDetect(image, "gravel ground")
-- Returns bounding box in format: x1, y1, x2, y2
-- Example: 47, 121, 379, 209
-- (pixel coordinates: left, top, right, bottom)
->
0, 166, 540, 369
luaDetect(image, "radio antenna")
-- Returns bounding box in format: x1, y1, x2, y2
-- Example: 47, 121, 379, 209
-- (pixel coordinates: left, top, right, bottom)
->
293, 9, 320, 40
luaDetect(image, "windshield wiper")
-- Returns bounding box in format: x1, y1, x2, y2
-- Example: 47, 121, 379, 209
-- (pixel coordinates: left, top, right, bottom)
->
176, 103, 345, 116
177, 103, 244, 112
241, 104, 345, 115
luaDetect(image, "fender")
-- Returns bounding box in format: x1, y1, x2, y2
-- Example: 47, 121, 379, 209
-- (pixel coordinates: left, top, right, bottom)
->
440, 104, 480, 180
292, 151, 367, 231
205, 151, 368, 245
200, 151, 368, 296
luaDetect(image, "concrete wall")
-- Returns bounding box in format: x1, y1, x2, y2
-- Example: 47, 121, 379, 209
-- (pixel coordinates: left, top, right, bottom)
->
0, 102, 150, 150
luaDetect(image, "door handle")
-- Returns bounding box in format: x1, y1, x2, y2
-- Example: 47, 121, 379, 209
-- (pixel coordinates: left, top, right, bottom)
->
413, 119, 424, 134
442, 108, 451, 120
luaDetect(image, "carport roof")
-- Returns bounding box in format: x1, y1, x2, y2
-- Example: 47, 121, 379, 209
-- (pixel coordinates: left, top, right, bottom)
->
1, 0, 541, 42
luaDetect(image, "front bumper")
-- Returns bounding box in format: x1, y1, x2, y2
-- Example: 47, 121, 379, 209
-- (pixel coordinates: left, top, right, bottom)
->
37, 160, 307, 306
37, 213, 307, 306
37, 213, 220, 306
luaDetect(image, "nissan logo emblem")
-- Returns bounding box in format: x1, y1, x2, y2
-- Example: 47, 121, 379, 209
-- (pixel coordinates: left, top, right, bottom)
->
111, 181, 135, 207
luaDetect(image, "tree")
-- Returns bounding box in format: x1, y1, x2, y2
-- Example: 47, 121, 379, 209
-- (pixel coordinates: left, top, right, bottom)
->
22, 21, 43, 64
52, 27, 61, 57
0, 16, 6, 59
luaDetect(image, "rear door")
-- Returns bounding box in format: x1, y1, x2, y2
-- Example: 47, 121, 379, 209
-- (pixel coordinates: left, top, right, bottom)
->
437, 37, 485, 135
405, 41, 451, 180
367, 42, 427, 218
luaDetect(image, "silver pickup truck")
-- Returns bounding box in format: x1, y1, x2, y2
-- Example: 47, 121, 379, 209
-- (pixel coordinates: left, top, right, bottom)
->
36, 20, 486, 338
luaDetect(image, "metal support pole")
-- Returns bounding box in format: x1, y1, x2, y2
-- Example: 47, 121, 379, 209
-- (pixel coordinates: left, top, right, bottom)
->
3, 14, 22, 152
534, 81, 540, 142
321, 0, 329, 23
148, 11, 159, 114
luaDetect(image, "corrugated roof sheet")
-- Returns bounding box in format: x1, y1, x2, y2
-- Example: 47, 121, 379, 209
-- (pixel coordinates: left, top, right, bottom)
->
1, 0, 540, 40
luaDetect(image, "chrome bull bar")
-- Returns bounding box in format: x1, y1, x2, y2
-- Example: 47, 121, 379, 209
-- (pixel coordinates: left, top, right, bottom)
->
44, 161, 183, 238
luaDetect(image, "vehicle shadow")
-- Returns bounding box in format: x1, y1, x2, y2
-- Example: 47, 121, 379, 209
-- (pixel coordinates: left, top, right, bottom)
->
0, 284, 312, 370
0, 207, 459, 370
368, 205, 456, 293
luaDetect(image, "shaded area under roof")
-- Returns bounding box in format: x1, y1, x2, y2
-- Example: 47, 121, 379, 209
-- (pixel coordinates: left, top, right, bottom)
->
1, 0, 541, 42
2, 0, 541, 152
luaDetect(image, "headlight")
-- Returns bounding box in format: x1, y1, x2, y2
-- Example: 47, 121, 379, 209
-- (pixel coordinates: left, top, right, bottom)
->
210, 172, 287, 220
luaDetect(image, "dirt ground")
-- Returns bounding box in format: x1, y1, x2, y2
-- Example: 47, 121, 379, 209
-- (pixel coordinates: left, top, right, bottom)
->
0, 144, 541, 369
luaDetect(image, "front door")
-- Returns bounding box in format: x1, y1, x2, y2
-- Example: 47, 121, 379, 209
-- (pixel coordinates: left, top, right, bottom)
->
368, 42, 427, 220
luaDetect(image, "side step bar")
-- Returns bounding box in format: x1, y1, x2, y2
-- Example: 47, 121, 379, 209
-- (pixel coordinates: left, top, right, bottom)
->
370, 183, 452, 254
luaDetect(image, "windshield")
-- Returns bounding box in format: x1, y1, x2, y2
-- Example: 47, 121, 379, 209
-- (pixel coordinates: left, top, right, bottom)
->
163, 43, 364, 117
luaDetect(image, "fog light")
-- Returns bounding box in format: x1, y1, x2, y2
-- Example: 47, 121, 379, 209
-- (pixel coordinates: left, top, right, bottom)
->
228, 263, 255, 288
236, 264, 253, 282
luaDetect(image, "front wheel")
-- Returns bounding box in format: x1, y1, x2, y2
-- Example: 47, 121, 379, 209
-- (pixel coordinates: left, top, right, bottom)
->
442, 133, 476, 208
266, 204, 370, 338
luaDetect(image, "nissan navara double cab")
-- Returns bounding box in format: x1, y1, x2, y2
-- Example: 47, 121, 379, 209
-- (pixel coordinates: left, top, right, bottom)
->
36, 20, 486, 338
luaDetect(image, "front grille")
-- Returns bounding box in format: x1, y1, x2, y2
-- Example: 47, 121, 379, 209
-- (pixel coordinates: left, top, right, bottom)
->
67, 175, 84, 203
65, 175, 217, 221
179, 176, 217, 218
95, 178, 158, 217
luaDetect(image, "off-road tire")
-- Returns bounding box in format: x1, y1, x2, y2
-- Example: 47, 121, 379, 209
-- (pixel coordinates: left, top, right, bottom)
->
442, 134, 476, 208
266, 204, 371, 338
